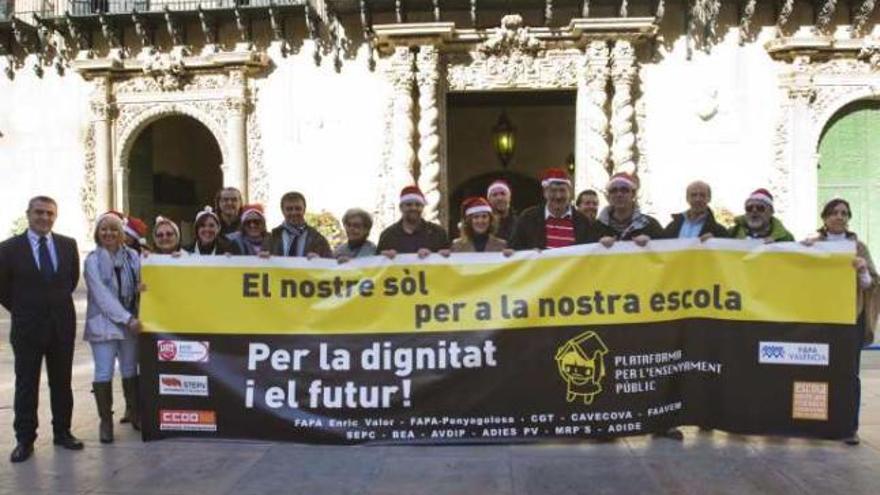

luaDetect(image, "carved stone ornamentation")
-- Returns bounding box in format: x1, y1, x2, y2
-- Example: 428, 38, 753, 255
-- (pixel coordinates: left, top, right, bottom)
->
689, 0, 722, 56
381, 47, 417, 226
390, 47, 416, 183
738, 0, 758, 45
98, 13, 122, 50
141, 51, 189, 91
770, 96, 794, 219
224, 97, 249, 114
447, 49, 581, 91
853, 1, 878, 36
634, 68, 652, 212
415, 46, 442, 223
80, 124, 97, 230
584, 40, 611, 184
815, 1, 839, 35
89, 100, 117, 121
246, 109, 268, 204
858, 41, 880, 70
478, 15, 545, 58
328, 11, 351, 72
776, 0, 796, 30
610, 40, 638, 175
114, 73, 228, 95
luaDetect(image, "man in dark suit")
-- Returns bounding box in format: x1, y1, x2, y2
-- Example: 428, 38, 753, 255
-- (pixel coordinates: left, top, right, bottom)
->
0, 196, 84, 463
268, 191, 332, 258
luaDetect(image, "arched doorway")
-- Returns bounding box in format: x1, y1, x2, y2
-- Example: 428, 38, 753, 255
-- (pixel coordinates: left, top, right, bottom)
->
127, 115, 223, 246
818, 100, 880, 256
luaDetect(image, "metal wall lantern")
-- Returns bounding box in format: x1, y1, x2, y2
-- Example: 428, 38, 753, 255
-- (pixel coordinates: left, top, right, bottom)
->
492, 111, 516, 168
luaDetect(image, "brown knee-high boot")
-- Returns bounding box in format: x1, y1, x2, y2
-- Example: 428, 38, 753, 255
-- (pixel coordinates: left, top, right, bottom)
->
93, 381, 114, 443
121, 376, 141, 431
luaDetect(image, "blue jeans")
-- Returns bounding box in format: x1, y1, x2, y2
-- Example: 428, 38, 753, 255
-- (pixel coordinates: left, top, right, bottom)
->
90, 338, 138, 382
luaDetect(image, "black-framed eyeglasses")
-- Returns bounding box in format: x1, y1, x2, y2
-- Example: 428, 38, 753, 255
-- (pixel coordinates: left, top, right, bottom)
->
608, 187, 632, 194
746, 204, 767, 213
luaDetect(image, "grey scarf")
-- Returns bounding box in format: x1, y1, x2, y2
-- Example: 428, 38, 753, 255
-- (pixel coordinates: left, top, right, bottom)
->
96, 246, 139, 314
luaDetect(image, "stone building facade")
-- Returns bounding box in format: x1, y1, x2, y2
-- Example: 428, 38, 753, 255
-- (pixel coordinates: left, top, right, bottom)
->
1, 1, 879, 252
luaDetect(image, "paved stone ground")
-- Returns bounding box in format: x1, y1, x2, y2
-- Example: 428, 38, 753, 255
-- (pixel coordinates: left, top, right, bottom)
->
2, 289, 880, 495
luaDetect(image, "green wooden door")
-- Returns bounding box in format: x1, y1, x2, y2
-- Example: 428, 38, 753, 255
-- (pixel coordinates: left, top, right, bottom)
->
818, 100, 880, 257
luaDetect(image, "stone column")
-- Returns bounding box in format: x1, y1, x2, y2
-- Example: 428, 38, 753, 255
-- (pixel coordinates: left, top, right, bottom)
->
610, 39, 637, 176
389, 46, 417, 200
416, 45, 442, 224
768, 55, 819, 238
224, 97, 249, 200
786, 58, 819, 238
576, 40, 611, 193
90, 78, 115, 214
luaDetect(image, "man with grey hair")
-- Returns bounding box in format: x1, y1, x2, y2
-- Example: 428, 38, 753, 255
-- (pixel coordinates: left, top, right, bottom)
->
335, 208, 377, 262
661, 180, 729, 240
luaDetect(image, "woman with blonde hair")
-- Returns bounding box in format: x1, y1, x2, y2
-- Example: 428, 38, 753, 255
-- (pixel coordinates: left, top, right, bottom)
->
83, 211, 142, 443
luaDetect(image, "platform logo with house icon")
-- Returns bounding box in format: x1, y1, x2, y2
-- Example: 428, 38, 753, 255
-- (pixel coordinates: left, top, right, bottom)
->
555, 331, 609, 405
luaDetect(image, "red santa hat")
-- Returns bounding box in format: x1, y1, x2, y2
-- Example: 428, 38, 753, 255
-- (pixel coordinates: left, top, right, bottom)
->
194, 205, 220, 225
461, 197, 493, 218
153, 216, 180, 238
541, 168, 572, 188
746, 188, 774, 209
123, 216, 149, 246
240, 204, 265, 223
607, 172, 639, 191
486, 180, 512, 196
399, 186, 426, 205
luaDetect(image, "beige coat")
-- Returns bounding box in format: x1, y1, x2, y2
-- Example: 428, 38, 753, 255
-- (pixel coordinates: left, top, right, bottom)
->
451, 236, 507, 253
819, 233, 879, 347
856, 240, 880, 347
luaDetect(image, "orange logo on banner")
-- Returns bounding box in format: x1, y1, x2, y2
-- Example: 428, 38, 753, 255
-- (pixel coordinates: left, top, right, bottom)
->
159, 410, 217, 430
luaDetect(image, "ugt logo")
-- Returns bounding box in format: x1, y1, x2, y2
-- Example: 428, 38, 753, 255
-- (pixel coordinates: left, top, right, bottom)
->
555, 331, 609, 405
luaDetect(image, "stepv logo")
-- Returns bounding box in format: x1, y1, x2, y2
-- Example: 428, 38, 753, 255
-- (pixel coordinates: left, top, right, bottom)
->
159, 374, 209, 397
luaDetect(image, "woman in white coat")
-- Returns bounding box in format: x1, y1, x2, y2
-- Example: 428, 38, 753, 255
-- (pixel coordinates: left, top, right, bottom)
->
84, 211, 143, 443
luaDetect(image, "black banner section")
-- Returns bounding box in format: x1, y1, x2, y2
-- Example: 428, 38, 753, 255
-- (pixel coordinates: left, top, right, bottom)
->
138, 320, 859, 443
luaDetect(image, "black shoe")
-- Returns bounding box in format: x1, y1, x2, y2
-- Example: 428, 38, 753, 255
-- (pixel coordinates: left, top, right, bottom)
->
654, 427, 684, 441
53, 431, 84, 450
10, 443, 34, 463
844, 433, 860, 446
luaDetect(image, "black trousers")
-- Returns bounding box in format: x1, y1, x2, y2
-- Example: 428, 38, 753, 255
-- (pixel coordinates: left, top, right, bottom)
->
12, 326, 75, 444
851, 311, 866, 435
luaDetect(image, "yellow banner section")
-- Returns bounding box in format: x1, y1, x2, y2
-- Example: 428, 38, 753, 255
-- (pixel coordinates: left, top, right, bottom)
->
140, 241, 855, 335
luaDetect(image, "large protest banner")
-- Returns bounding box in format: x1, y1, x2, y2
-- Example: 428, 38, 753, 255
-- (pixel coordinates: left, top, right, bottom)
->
138, 239, 858, 443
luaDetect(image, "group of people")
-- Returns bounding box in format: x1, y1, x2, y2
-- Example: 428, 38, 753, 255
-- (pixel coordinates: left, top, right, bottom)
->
1, 166, 876, 463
